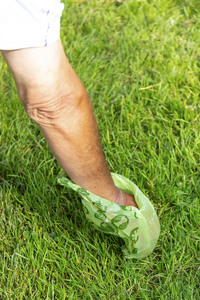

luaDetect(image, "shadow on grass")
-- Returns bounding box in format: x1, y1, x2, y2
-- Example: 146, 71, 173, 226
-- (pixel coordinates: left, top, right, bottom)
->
0, 162, 126, 258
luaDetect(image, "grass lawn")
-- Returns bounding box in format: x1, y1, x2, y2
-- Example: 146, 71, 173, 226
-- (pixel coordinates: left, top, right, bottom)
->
0, 0, 200, 298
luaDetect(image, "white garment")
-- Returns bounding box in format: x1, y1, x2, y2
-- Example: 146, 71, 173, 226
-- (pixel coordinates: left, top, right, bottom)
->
0, 0, 64, 50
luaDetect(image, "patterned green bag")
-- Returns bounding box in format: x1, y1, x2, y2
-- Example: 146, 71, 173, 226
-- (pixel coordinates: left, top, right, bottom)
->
58, 173, 160, 259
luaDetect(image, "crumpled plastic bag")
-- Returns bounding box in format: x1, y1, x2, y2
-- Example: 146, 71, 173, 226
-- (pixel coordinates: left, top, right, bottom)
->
58, 173, 160, 259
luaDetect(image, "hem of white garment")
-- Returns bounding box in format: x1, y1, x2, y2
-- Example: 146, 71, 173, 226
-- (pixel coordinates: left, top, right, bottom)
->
0, 36, 60, 51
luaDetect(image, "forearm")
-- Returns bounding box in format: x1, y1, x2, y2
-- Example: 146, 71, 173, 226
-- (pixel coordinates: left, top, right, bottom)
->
37, 92, 119, 202
2, 40, 137, 206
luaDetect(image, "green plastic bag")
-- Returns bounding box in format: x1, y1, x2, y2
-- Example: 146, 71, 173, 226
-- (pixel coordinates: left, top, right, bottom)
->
58, 173, 160, 259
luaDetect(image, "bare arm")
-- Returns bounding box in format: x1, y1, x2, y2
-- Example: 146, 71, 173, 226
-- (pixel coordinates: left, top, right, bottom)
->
2, 39, 137, 207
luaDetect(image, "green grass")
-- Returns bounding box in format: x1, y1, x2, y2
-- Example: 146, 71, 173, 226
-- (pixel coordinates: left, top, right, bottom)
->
0, 0, 200, 298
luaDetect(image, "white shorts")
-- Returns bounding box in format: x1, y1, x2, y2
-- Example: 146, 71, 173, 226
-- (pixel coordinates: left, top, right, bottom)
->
0, 0, 64, 50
